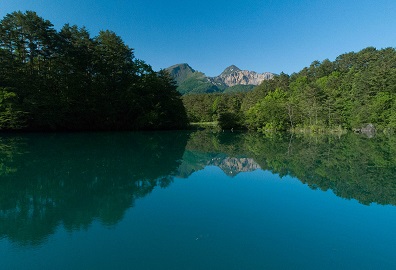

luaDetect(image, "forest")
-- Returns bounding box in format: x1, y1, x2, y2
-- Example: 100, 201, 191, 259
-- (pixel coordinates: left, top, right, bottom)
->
1, 11, 395, 133
183, 47, 396, 133
0, 11, 188, 131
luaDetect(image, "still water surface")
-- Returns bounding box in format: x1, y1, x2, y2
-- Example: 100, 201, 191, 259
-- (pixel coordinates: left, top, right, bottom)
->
1, 131, 396, 269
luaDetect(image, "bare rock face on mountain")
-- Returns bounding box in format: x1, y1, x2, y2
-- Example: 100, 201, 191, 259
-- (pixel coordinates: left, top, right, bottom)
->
166, 63, 274, 94
217, 67, 274, 87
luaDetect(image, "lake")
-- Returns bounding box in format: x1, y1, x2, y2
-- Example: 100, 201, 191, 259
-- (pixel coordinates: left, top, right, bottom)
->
1, 130, 396, 269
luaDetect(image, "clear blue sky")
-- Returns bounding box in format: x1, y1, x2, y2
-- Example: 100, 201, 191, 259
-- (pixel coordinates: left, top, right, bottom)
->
1, 0, 395, 76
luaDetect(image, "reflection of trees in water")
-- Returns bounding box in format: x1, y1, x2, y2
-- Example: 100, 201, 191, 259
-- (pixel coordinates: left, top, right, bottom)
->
1, 130, 396, 246
0, 137, 26, 176
249, 133, 396, 206
0, 132, 189, 246
186, 131, 396, 206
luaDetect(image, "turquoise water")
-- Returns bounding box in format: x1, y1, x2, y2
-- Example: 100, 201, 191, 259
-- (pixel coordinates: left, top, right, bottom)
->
1, 131, 396, 269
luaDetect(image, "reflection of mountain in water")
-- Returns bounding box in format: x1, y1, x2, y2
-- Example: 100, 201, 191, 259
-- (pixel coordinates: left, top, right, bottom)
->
1, 130, 396, 246
177, 150, 260, 177
212, 157, 261, 176
185, 130, 396, 206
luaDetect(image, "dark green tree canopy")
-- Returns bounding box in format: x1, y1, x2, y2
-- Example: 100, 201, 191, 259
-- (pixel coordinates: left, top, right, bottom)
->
183, 47, 396, 133
0, 11, 187, 130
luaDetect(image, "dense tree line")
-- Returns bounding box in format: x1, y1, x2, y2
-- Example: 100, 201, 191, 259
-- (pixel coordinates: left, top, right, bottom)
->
0, 11, 187, 130
184, 47, 396, 133
182, 92, 246, 129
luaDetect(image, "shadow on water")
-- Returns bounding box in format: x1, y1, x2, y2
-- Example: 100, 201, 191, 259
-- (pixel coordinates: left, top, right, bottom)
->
1, 130, 396, 246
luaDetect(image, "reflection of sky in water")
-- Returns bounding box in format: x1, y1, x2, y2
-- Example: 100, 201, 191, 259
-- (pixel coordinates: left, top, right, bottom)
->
2, 166, 396, 269
1, 131, 396, 269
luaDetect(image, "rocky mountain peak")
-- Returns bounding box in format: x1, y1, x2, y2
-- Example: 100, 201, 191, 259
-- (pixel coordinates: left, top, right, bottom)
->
220, 65, 241, 76
214, 65, 274, 87
218, 69, 274, 87
165, 63, 274, 94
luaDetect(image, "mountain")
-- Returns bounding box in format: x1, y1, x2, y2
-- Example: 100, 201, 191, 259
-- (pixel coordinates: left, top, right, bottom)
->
166, 63, 195, 85
220, 65, 241, 76
216, 68, 274, 87
165, 64, 273, 95
165, 63, 224, 95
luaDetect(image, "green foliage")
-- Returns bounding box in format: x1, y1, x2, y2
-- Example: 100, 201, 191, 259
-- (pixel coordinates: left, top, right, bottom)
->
182, 94, 219, 122
0, 11, 188, 130
0, 88, 27, 129
223, 84, 255, 94
217, 112, 242, 129
182, 93, 246, 127
179, 47, 396, 132
241, 47, 396, 132
245, 88, 288, 132
178, 72, 222, 95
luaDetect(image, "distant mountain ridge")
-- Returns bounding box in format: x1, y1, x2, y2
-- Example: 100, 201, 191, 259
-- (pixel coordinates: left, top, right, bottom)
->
166, 63, 274, 95
216, 65, 273, 87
